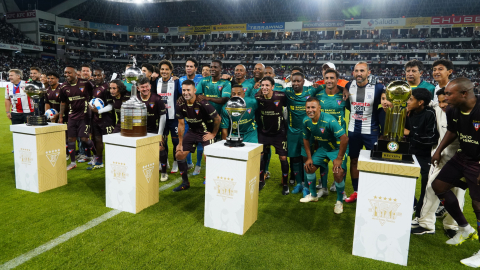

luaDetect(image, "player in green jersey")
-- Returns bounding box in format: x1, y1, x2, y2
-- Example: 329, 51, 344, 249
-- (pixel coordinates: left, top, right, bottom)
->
315, 69, 348, 197
231, 65, 256, 98
221, 84, 258, 143
301, 97, 349, 214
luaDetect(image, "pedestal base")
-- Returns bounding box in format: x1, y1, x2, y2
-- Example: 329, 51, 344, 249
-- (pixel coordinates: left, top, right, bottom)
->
26, 115, 48, 126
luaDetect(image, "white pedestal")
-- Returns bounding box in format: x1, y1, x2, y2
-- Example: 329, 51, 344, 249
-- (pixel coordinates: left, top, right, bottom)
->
10, 123, 68, 193
204, 140, 263, 235
104, 133, 162, 214
352, 150, 421, 266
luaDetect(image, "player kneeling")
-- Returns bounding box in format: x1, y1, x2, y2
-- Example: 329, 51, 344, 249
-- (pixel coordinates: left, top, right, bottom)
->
301, 97, 349, 214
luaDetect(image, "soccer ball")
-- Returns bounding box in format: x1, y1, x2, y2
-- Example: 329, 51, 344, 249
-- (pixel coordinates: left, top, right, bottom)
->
89, 98, 105, 110
44, 108, 57, 120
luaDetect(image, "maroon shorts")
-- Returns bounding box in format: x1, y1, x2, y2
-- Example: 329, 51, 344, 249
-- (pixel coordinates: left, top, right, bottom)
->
92, 120, 115, 136
67, 118, 90, 138
258, 131, 287, 156
182, 131, 215, 153
437, 152, 480, 201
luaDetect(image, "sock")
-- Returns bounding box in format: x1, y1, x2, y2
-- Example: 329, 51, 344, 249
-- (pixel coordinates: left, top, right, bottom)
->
306, 173, 317, 197
260, 154, 266, 182
280, 159, 289, 186
292, 162, 303, 186
94, 136, 103, 164
160, 150, 167, 174
438, 190, 468, 227
352, 178, 359, 192
172, 138, 179, 162
320, 166, 328, 188
196, 149, 204, 166
265, 149, 271, 171
290, 161, 295, 180
68, 142, 76, 162
335, 180, 345, 202
177, 159, 189, 184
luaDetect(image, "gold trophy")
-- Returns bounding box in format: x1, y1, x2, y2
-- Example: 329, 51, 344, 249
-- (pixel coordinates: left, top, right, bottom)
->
370, 81, 414, 163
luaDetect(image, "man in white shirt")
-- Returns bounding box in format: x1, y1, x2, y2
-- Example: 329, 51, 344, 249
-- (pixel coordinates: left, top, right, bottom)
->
5, 69, 33, 124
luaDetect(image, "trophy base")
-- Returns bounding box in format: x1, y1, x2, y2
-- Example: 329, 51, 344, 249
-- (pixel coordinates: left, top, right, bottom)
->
224, 137, 245, 147
121, 126, 147, 137
370, 139, 414, 164
26, 116, 48, 126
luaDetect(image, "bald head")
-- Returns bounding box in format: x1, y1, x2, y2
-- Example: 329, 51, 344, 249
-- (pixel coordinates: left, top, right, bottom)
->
265, 66, 275, 78
234, 64, 247, 81
448, 77, 474, 93
253, 63, 265, 80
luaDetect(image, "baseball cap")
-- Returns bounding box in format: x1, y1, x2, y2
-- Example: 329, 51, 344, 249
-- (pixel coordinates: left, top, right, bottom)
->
322, 62, 336, 70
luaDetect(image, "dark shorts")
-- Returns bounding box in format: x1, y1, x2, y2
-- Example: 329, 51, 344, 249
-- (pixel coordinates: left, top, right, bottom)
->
163, 119, 178, 137
437, 153, 480, 200
258, 131, 287, 156
348, 132, 377, 158
11, 112, 33, 125
182, 131, 215, 153
113, 122, 121, 133
92, 120, 115, 136
67, 118, 90, 138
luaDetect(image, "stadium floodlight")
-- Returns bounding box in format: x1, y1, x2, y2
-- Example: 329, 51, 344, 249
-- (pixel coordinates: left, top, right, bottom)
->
106, 0, 197, 3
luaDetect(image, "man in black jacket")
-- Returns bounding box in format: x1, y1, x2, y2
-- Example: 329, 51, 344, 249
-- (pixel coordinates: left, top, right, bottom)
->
405, 88, 439, 224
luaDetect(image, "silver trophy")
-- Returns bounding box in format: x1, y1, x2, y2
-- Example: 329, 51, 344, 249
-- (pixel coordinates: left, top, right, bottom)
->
24, 83, 48, 126
224, 97, 247, 147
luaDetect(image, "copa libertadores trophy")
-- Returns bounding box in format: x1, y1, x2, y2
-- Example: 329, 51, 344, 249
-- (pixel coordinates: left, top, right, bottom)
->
120, 56, 147, 137
224, 97, 247, 147
24, 83, 48, 126
371, 81, 414, 163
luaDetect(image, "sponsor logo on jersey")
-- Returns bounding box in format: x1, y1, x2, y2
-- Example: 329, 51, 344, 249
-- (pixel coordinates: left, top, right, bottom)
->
247, 108, 252, 114
337, 99, 342, 105
195, 109, 199, 115
351, 102, 371, 106
474, 122, 480, 131
320, 127, 325, 133
149, 102, 155, 108
274, 101, 280, 107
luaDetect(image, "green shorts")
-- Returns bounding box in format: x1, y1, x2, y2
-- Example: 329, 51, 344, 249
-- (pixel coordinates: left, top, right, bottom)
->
243, 130, 258, 143
301, 137, 314, 157
312, 148, 349, 171
287, 130, 304, 158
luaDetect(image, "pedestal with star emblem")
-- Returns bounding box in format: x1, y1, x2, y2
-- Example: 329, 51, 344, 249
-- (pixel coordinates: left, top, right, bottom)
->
204, 140, 263, 235
103, 133, 162, 214
352, 150, 421, 266
10, 123, 68, 193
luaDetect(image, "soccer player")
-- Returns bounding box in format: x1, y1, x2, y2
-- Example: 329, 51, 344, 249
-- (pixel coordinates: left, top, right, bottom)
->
179, 58, 204, 175
40, 73, 47, 86
28, 67, 45, 115
232, 64, 256, 98
202, 66, 211, 77
255, 76, 289, 195
109, 79, 130, 133
430, 78, 480, 267
285, 67, 313, 87
174, 79, 221, 192
58, 65, 95, 171
315, 69, 348, 199
264, 66, 287, 90
315, 62, 349, 87
141, 63, 159, 94
87, 67, 115, 170
44, 71, 62, 123
301, 97, 349, 215
345, 61, 385, 203
432, 59, 454, 103
221, 84, 258, 143
80, 64, 92, 80
412, 88, 466, 237
136, 77, 168, 181
157, 60, 183, 175
405, 60, 436, 99
5, 69, 33, 125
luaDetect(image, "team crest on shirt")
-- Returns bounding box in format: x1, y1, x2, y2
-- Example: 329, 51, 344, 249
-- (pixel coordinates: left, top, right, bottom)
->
274, 101, 280, 107
56, 92, 59, 97
366, 92, 373, 100
474, 122, 480, 131
218, 86, 223, 91
149, 102, 155, 108
97, 90, 101, 95
320, 127, 325, 133
79, 87, 84, 92
195, 109, 199, 115
305, 95, 310, 100
247, 108, 252, 114
337, 99, 342, 105
243, 88, 247, 92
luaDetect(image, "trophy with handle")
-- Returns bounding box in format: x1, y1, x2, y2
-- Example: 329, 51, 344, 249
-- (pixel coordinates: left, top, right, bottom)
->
224, 97, 247, 147
24, 83, 48, 126
371, 81, 414, 163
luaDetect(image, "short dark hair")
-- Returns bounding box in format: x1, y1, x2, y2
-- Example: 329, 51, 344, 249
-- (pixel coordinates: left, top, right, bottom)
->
291, 66, 304, 74
65, 65, 77, 71
411, 88, 432, 105
137, 76, 150, 85
81, 64, 91, 70
202, 65, 210, 70
291, 72, 305, 79
261, 76, 275, 86
436, 87, 445, 96
141, 63, 154, 73
211, 59, 223, 67
94, 67, 104, 73
46, 71, 60, 79
153, 66, 160, 74
405, 59, 424, 72
110, 79, 127, 96
324, 68, 339, 79
186, 58, 199, 68
306, 96, 320, 105
158, 60, 173, 71
30, 67, 41, 73
181, 79, 196, 87
232, 84, 243, 89
432, 59, 454, 79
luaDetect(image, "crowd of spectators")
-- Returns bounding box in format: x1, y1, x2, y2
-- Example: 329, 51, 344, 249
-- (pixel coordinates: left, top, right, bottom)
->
0, 18, 36, 45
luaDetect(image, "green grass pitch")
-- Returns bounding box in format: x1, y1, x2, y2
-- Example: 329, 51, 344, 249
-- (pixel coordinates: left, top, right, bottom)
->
0, 98, 478, 269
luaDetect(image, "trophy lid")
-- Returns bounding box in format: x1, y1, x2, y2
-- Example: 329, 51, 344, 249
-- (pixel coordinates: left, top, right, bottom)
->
24, 83, 46, 98
226, 97, 247, 117
125, 66, 143, 83
385, 81, 412, 103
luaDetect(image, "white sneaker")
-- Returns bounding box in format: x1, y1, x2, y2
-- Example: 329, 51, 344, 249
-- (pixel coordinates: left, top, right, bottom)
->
330, 182, 336, 192
334, 201, 343, 214
316, 183, 322, 189
187, 163, 194, 170
193, 165, 201, 176
87, 156, 97, 165
265, 171, 271, 179
66, 163, 77, 171
171, 161, 178, 173
300, 194, 318, 203
317, 188, 329, 198
411, 217, 420, 228
161, 173, 168, 182
446, 225, 478, 246
77, 154, 88, 163
461, 250, 480, 268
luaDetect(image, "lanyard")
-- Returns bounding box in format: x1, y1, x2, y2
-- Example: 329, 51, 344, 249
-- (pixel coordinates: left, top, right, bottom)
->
13, 82, 21, 95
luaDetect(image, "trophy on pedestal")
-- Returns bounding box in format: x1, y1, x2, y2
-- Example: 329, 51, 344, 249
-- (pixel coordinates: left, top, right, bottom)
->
224, 97, 247, 147
24, 83, 48, 126
371, 81, 414, 163
120, 56, 147, 137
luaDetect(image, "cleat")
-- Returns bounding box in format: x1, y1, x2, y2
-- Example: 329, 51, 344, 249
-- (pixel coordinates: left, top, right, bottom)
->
330, 182, 336, 192
411, 226, 435, 235
461, 250, 480, 268
334, 201, 343, 214
86, 162, 104, 170
187, 163, 194, 170
411, 217, 420, 228
173, 182, 190, 192
66, 163, 77, 171
87, 157, 97, 165
436, 206, 447, 219
170, 161, 178, 173
259, 181, 266, 191
300, 194, 318, 203
445, 229, 458, 239
282, 185, 289, 195
78, 155, 92, 163
317, 188, 329, 198
289, 179, 295, 185
302, 187, 310, 198
193, 165, 201, 176
292, 184, 304, 194
316, 183, 322, 189
446, 225, 478, 246
161, 173, 168, 182
345, 191, 357, 203
265, 171, 271, 179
